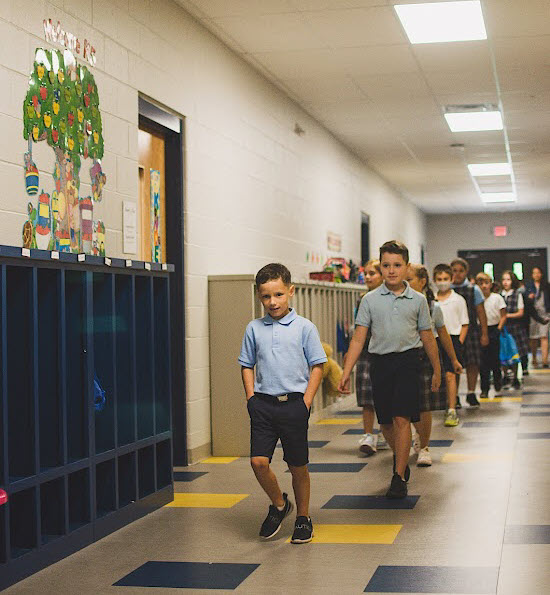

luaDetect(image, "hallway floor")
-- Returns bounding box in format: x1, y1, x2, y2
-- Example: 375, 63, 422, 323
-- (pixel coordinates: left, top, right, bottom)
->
6, 370, 550, 594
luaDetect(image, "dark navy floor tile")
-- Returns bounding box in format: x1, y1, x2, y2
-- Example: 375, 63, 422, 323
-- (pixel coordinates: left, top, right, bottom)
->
335, 410, 363, 415
343, 428, 379, 435
463, 421, 518, 427
276, 440, 329, 448
520, 411, 550, 416
428, 440, 453, 447
522, 390, 550, 395
322, 495, 419, 509
517, 432, 550, 439
113, 561, 259, 590
286, 463, 367, 473
364, 565, 498, 593
521, 404, 550, 408
173, 471, 208, 482
504, 525, 550, 544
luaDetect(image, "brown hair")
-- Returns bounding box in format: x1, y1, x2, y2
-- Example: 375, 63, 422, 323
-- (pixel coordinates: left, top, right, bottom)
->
502, 269, 520, 290
255, 263, 291, 288
379, 240, 409, 264
433, 263, 452, 280
409, 263, 435, 307
476, 272, 492, 283
451, 257, 469, 272
364, 259, 381, 274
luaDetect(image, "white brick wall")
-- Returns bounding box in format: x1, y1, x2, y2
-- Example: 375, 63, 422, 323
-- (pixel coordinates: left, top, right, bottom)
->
0, 0, 427, 460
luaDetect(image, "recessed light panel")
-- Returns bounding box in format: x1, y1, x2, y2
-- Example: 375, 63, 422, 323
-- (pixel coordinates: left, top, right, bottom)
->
394, 1, 487, 44
480, 192, 516, 203
444, 111, 503, 132
468, 163, 511, 176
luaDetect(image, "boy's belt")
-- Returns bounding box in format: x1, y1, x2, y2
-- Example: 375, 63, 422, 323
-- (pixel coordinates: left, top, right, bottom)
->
255, 392, 304, 402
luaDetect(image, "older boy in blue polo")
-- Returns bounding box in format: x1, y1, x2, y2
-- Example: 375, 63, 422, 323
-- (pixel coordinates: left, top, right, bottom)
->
339, 241, 441, 498
239, 263, 326, 543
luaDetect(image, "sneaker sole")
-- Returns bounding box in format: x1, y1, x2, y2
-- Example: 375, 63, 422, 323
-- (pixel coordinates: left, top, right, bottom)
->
260, 501, 294, 539
291, 532, 314, 544
444, 421, 459, 427
359, 445, 376, 456
386, 490, 407, 499
417, 461, 432, 467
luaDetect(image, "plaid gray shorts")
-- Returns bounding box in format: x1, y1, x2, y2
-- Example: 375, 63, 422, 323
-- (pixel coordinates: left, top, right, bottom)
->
462, 324, 481, 367
418, 348, 447, 412
355, 349, 374, 407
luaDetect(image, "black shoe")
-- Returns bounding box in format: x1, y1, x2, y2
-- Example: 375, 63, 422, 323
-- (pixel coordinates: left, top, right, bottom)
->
386, 473, 408, 499
290, 516, 314, 544
512, 379, 521, 390
466, 393, 480, 408
393, 455, 410, 482
494, 380, 502, 393
259, 493, 294, 539
543, 364, 549, 369
455, 397, 462, 409
523, 369, 529, 376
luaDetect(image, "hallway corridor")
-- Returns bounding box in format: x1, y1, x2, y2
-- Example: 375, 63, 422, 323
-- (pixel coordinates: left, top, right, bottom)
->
6, 371, 550, 595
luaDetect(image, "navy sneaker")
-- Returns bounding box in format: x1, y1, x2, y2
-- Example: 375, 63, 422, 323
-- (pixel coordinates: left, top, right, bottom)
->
290, 516, 314, 544
393, 455, 410, 482
386, 473, 408, 499
259, 493, 294, 539
466, 392, 480, 408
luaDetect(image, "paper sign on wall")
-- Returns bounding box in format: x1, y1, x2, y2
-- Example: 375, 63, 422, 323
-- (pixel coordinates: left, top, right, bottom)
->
123, 200, 137, 254
327, 231, 342, 252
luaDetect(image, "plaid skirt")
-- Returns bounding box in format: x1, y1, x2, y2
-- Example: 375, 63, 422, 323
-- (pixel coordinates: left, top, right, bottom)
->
462, 324, 482, 367
356, 349, 374, 407
418, 348, 447, 412
506, 321, 529, 358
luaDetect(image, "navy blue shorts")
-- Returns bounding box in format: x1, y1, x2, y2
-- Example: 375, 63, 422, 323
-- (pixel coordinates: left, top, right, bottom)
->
247, 393, 310, 467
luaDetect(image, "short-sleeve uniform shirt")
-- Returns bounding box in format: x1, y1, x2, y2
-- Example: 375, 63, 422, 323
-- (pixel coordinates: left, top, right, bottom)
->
431, 301, 445, 338
484, 292, 507, 326
437, 290, 469, 335
238, 308, 327, 395
355, 282, 432, 354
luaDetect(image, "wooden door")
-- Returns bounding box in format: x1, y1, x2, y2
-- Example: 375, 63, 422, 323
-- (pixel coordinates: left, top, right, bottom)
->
138, 126, 166, 263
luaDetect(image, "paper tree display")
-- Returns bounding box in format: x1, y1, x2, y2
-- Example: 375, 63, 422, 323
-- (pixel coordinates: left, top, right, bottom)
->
22, 48, 106, 254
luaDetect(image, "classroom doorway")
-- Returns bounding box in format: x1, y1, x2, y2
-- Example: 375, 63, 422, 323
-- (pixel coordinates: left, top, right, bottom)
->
457, 248, 548, 283
361, 213, 370, 266
138, 97, 187, 466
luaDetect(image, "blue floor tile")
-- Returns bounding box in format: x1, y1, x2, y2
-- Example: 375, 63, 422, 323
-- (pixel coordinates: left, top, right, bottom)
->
427, 440, 454, 447
521, 404, 550, 408
286, 463, 367, 473
364, 565, 498, 593
520, 411, 550, 416
322, 495, 419, 509
276, 440, 329, 448
113, 561, 259, 590
517, 432, 550, 439
463, 421, 518, 427
522, 390, 550, 395
504, 525, 550, 544
343, 428, 379, 435
335, 410, 363, 415
173, 471, 208, 482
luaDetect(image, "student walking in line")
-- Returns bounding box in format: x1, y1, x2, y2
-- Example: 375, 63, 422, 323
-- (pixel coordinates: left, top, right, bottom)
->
525, 266, 550, 368
434, 264, 469, 427
354, 259, 388, 456
238, 263, 327, 543
476, 272, 506, 398
338, 241, 441, 498
501, 270, 530, 390
451, 258, 489, 408
407, 264, 462, 466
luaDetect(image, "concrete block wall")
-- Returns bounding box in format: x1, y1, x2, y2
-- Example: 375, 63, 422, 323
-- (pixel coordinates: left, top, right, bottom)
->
0, 0, 426, 462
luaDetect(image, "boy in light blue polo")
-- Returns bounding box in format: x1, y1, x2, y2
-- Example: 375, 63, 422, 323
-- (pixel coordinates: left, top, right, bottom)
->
239, 263, 326, 543
339, 241, 441, 499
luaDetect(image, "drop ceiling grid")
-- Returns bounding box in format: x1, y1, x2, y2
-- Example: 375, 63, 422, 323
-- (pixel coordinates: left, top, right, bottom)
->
175, 0, 550, 212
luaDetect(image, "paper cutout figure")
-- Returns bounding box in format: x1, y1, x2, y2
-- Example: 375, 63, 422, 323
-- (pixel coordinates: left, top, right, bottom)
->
23, 47, 106, 255
35, 190, 52, 249
150, 169, 161, 263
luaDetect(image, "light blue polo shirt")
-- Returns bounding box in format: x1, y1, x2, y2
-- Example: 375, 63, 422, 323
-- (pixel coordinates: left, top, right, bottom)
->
355, 282, 432, 354
238, 308, 327, 395
431, 301, 445, 338
452, 279, 484, 306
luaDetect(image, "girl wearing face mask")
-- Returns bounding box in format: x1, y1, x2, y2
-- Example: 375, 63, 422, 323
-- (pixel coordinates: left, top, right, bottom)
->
408, 264, 463, 466
501, 271, 529, 389
353, 260, 388, 456
434, 264, 469, 427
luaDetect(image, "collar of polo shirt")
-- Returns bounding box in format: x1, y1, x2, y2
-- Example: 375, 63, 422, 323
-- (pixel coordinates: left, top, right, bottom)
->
262, 308, 297, 325
380, 281, 414, 299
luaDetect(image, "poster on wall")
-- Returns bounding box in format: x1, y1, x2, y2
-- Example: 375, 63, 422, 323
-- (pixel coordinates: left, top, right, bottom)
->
123, 201, 137, 254
150, 169, 161, 263
327, 231, 342, 252
21, 46, 107, 255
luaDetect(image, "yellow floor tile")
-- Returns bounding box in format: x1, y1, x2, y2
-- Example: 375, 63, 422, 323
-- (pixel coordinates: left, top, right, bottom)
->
315, 418, 360, 425
165, 493, 249, 508
530, 369, 550, 374
442, 453, 512, 463
286, 524, 402, 544
479, 397, 523, 402
202, 457, 240, 464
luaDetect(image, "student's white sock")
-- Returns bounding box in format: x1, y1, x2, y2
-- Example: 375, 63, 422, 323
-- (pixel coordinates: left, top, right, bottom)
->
448, 408, 456, 413
276, 504, 285, 511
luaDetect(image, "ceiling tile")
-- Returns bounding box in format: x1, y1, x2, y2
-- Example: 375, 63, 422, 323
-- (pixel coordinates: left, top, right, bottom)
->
331, 44, 419, 75
304, 6, 407, 48
354, 72, 432, 101
291, 0, 391, 10
175, 0, 297, 18
412, 41, 492, 72
251, 48, 348, 78
484, 0, 550, 37
281, 76, 366, 103
423, 69, 496, 95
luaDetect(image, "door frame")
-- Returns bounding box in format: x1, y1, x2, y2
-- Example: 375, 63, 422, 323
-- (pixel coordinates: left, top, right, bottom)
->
138, 98, 187, 466
457, 247, 548, 282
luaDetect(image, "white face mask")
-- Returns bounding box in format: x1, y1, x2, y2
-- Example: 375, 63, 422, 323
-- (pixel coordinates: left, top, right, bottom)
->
436, 281, 451, 292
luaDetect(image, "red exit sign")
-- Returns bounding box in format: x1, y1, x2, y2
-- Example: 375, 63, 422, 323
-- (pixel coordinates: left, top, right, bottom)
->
494, 226, 508, 237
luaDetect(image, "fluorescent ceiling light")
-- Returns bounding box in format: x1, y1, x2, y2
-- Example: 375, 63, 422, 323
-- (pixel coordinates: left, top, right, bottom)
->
444, 111, 503, 132
468, 163, 512, 176
394, 1, 487, 44
480, 192, 516, 203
